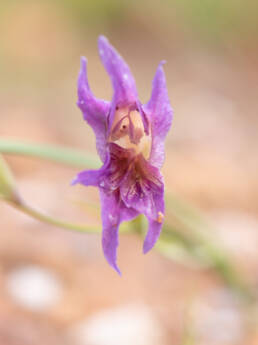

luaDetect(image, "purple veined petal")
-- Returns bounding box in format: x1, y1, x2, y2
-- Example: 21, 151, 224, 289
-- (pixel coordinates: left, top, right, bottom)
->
119, 154, 165, 252
77, 56, 110, 162
143, 61, 173, 169
120, 154, 164, 218
98, 36, 138, 132
120, 154, 165, 253
100, 189, 139, 274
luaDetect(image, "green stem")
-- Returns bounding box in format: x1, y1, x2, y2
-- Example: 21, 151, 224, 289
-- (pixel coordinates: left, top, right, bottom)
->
6, 199, 100, 234
0, 138, 99, 168
0, 154, 19, 202
5, 198, 133, 235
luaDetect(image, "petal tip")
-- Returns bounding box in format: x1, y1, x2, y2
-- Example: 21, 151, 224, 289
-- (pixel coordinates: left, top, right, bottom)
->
98, 35, 108, 44
102, 225, 121, 275
78, 57, 87, 87
80, 55, 87, 64
79, 56, 87, 74
70, 177, 78, 186
143, 241, 153, 255
157, 60, 167, 75
113, 265, 122, 276
106, 257, 121, 275
98, 35, 110, 55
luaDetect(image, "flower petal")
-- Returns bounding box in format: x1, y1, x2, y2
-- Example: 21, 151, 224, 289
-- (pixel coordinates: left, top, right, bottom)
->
71, 154, 110, 187
119, 155, 165, 252
120, 155, 164, 219
100, 190, 121, 274
77, 56, 110, 162
71, 169, 101, 186
98, 36, 138, 107
143, 61, 173, 169
98, 36, 139, 135
143, 218, 163, 254
100, 189, 138, 274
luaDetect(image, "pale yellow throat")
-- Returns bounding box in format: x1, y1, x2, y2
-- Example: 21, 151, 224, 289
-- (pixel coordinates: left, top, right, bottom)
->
109, 107, 151, 159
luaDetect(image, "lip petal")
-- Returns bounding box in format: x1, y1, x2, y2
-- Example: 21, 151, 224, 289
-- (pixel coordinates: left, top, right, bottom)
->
120, 154, 164, 219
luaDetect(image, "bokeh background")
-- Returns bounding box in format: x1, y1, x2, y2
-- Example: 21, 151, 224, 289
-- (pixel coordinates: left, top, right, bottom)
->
1, 0, 258, 344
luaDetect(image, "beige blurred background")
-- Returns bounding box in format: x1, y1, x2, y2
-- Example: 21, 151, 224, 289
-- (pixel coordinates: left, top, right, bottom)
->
0, 0, 258, 344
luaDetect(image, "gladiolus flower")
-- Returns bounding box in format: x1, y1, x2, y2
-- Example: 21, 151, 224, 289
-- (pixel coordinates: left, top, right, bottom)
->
72, 36, 173, 273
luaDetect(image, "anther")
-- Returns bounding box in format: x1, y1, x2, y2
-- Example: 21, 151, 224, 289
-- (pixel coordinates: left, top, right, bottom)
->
156, 212, 164, 223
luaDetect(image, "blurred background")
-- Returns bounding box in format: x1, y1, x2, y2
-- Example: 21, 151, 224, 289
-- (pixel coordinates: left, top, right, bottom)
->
1, 0, 258, 344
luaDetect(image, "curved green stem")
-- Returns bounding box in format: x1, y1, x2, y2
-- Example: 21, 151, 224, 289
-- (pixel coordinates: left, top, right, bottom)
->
0, 138, 99, 168
6, 198, 100, 234
5, 198, 133, 235
0, 154, 19, 202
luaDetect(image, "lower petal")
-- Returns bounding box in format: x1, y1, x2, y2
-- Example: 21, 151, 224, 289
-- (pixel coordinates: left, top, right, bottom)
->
143, 184, 165, 253
100, 190, 121, 274
100, 189, 138, 274
143, 217, 163, 254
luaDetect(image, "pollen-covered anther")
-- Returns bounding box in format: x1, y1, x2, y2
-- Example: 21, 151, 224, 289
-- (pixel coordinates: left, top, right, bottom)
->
156, 211, 164, 223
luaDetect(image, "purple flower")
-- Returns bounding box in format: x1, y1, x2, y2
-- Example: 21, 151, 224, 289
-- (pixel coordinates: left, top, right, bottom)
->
72, 36, 173, 274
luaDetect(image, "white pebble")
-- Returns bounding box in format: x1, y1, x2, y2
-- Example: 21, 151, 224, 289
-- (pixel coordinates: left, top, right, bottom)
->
68, 303, 165, 345
6, 264, 62, 312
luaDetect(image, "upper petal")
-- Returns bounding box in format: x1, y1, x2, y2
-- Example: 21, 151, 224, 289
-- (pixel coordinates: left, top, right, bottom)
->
77, 57, 110, 162
98, 36, 138, 108
143, 61, 173, 168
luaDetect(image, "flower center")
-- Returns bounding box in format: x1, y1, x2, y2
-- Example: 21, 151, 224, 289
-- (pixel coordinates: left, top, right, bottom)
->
109, 107, 151, 159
